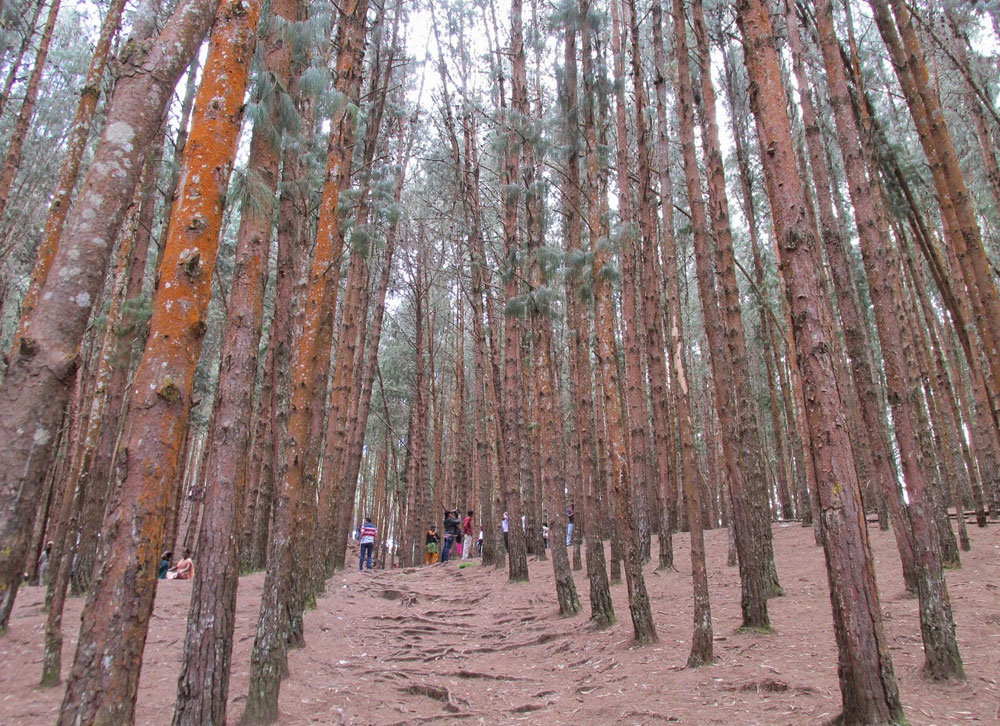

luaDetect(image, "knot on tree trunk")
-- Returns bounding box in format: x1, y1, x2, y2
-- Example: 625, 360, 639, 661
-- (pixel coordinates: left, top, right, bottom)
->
180, 247, 202, 276
157, 379, 182, 403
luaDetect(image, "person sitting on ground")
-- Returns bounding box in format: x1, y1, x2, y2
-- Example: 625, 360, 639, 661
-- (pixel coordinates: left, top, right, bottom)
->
461, 510, 474, 560
158, 551, 172, 579
37, 541, 53, 586
359, 516, 377, 571
425, 526, 440, 564
170, 550, 194, 580
442, 509, 462, 562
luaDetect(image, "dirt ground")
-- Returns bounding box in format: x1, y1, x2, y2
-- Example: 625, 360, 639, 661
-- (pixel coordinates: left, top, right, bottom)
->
2, 522, 998, 725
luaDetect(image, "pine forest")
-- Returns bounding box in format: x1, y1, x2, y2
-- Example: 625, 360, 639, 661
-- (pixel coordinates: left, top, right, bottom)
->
0, 0, 999, 723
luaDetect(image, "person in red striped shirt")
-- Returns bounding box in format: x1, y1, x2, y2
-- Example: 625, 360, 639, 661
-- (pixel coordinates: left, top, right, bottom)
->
359, 516, 377, 571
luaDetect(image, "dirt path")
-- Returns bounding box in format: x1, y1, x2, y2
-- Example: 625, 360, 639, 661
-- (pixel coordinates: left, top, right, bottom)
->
2, 523, 998, 724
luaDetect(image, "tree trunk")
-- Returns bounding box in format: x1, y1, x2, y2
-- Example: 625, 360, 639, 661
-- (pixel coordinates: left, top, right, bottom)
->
241, 2, 369, 719
573, 0, 614, 628
499, 0, 530, 584
787, 0, 918, 591
0, 0, 61, 223
172, 0, 290, 720
14, 0, 126, 337
814, 0, 964, 681
628, 0, 675, 577
869, 0, 1000, 435
57, 0, 258, 720
674, 0, 769, 630
0, 0, 219, 635
735, 1, 903, 721
690, 0, 779, 598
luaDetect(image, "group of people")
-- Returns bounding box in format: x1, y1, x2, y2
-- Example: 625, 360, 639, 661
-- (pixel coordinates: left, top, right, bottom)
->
158, 550, 194, 580
502, 502, 575, 551
426, 508, 476, 564
353, 502, 575, 571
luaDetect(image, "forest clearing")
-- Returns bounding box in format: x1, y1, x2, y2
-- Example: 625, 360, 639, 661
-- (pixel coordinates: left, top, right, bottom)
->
1, 0, 1000, 724
3, 524, 998, 725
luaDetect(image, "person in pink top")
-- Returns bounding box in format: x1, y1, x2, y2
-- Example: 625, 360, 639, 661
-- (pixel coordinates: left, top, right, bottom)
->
170, 550, 194, 580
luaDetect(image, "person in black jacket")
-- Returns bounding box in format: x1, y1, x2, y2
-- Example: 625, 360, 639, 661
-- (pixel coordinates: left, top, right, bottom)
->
442, 509, 462, 562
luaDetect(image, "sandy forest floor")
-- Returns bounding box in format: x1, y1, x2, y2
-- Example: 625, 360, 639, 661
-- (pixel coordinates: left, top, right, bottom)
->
2, 523, 998, 725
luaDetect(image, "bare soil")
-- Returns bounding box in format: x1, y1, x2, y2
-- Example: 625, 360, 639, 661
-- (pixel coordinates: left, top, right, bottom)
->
2, 523, 998, 724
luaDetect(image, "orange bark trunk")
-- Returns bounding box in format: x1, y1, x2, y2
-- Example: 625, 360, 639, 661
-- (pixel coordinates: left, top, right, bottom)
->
57, 0, 260, 722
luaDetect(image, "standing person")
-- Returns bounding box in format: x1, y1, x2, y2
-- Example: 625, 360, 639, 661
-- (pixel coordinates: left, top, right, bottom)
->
425, 526, 440, 564
477, 529, 483, 556
442, 509, 461, 562
566, 502, 575, 547
542, 522, 550, 550
461, 510, 474, 559
359, 516, 377, 571
502, 512, 510, 552
36, 541, 53, 586
170, 550, 194, 580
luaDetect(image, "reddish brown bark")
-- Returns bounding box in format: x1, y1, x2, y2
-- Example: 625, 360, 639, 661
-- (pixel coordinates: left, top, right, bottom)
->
40, 201, 140, 687
724, 63, 793, 522
787, 0, 918, 590
815, 0, 964, 681
242, 3, 369, 718
0, 0, 218, 633
690, 0, 779, 596
573, 0, 614, 627
0, 0, 61, 223
0, 0, 43, 125
403, 248, 430, 567
869, 0, 1000, 435
673, 0, 769, 629
320, 10, 403, 573
650, 0, 712, 665
173, 0, 293, 721
463, 113, 503, 568
735, 0, 903, 721
497, 0, 530, 583
588, 0, 655, 645
608, 0, 654, 567
15, 0, 126, 338
71, 136, 163, 595
627, 0, 674, 576
57, 0, 259, 721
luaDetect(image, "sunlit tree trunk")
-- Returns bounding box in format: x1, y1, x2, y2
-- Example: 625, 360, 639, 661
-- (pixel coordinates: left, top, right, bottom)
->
172, 0, 294, 721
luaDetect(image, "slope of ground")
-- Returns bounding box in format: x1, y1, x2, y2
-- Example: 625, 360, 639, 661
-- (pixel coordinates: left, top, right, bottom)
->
2, 523, 998, 724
